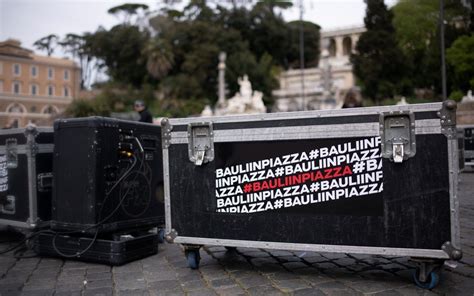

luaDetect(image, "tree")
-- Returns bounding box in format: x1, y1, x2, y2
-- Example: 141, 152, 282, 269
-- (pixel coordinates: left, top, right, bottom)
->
143, 38, 174, 80
447, 34, 474, 92
351, 0, 408, 102
58, 33, 96, 89
33, 34, 58, 56
392, 0, 472, 96
255, 0, 293, 17
287, 21, 321, 69
108, 3, 149, 25
86, 25, 150, 87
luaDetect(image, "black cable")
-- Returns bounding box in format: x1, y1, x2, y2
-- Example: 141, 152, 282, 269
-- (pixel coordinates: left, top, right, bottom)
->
49, 136, 146, 258
0, 229, 52, 255
49, 155, 138, 257
51, 227, 100, 258
1, 136, 147, 257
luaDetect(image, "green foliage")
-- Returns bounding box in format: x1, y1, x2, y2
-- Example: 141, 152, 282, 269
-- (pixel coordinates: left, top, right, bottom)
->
66, 84, 159, 118
107, 3, 149, 24
447, 34, 474, 92
392, 0, 472, 97
287, 21, 321, 68
33, 34, 58, 56
351, 0, 408, 103
65, 99, 98, 117
86, 25, 150, 87
449, 89, 464, 102
62, 1, 318, 117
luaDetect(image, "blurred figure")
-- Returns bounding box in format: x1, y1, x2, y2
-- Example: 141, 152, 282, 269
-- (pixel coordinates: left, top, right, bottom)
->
134, 100, 153, 123
342, 90, 362, 108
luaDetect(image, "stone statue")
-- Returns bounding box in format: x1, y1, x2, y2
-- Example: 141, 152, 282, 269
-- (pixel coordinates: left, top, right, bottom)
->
462, 90, 474, 103
201, 105, 213, 117
238, 75, 252, 102
397, 97, 408, 105
202, 74, 266, 116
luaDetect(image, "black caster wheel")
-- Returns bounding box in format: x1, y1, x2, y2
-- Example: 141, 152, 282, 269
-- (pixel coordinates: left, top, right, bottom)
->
185, 250, 200, 269
157, 229, 165, 244
413, 269, 440, 290
225, 246, 237, 252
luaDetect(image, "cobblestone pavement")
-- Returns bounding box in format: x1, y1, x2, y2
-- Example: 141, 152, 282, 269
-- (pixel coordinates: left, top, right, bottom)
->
1, 172, 473, 296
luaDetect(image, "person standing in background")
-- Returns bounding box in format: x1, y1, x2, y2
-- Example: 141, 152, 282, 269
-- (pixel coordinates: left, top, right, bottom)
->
134, 100, 153, 123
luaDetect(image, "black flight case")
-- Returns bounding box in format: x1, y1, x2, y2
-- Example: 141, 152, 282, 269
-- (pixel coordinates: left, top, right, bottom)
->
51, 117, 164, 234
0, 125, 54, 230
162, 101, 462, 289
33, 231, 159, 265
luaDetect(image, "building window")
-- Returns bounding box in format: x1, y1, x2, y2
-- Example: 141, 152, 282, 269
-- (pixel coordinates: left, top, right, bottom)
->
43, 105, 58, 115
31, 84, 38, 96
13, 64, 21, 76
13, 82, 21, 94
30, 106, 37, 113
64, 70, 69, 80
31, 66, 38, 77
48, 67, 54, 79
48, 85, 55, 96
63, 87, 70, 97
0, 80, 3, 92
7, 103, 26, 113
0, 62, 3, 75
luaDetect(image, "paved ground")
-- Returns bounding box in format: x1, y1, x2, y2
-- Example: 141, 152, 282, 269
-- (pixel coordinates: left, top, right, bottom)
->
1, 172, 473, 296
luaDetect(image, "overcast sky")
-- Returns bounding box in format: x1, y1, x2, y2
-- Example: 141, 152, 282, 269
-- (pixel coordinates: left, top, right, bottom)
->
0, 0, 397, 56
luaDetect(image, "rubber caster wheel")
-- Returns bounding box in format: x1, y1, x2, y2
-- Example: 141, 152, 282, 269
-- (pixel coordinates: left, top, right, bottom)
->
225, 246, 237, 252
413, 269, 440, 290
157, 229, 165, 244
185, 250, 200, 269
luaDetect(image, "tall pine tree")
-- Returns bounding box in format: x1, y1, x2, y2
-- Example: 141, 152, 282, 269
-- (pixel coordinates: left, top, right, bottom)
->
351, 0, 408, 103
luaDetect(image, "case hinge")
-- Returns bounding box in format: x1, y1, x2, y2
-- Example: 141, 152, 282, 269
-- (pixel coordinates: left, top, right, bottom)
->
380, 111, 416, 163
161, 118, 172, 149
438, 100, 457, 139
188, 122, 214, 166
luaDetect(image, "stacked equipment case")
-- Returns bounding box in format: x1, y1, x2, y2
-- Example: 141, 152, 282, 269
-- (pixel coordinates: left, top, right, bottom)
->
458, 125, 474, 169
0, 125, 54, 230
51, 117, 164, 233
34, 117, 164, 264
161, 101, 462, 289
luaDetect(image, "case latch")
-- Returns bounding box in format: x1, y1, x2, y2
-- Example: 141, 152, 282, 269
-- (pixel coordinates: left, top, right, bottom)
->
37, 173, 53, 192
380, 111, 416, 163
0, 195, 15, 215
188, 122, 214, 166
6, 139, 18, 169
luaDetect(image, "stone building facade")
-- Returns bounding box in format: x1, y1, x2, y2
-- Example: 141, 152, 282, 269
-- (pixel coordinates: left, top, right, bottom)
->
0, 39, 80, 127
273, 26, 365, 111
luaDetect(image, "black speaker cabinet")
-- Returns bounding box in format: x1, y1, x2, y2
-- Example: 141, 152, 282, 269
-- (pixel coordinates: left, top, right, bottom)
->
51, 117, 164, 234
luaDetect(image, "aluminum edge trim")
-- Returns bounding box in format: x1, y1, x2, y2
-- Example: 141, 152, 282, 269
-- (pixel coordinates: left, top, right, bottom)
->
448, 138, 461, 249
169, 119, 441, 144
173, 236, 450, 259
26, 136, 38, 228
162, 147, 172, 234
169, 103, 442, 125
0, 219, 31, 228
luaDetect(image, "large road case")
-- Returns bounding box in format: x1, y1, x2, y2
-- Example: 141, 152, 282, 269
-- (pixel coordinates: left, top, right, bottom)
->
162, 101, 461, 289
458, 124, 474, 169
51, 117, 164, 234
0, 125, 54, 229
